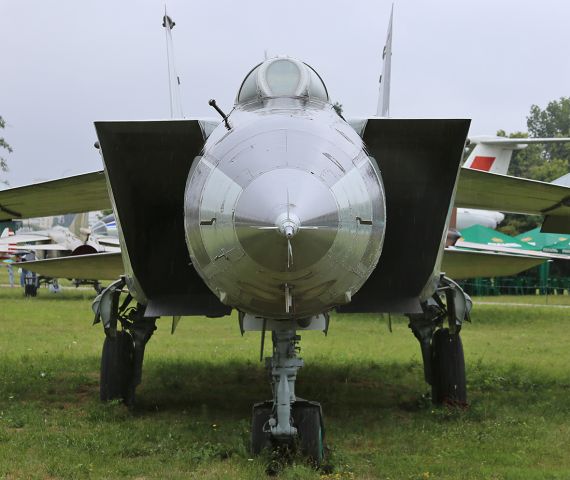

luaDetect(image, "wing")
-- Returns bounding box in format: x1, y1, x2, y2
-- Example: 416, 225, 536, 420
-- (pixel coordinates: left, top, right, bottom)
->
95, 236, 120, 247
0, 233, 52, 244
456, 168, 570, 233
0, 171, 111, 221
442, 248, 545, 279
22, 252, 123, 280
3, 244, 69, 252
455, 240, 570, 259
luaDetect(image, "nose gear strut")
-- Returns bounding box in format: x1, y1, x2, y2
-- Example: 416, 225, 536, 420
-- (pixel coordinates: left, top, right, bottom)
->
246, 315, 326, 464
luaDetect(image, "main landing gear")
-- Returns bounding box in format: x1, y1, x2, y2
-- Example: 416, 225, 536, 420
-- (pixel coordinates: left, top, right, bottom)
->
242, 314, 327, 465
93, 278, 156, 406
408, 276, 471, 406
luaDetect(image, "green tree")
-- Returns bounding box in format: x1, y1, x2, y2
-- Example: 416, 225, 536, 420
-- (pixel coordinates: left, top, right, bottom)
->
496, 98, 570, 235
0, 116, 12, 184
506, 98, 570, 182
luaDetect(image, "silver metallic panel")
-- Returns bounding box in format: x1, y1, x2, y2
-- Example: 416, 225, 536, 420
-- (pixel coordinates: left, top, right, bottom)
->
185, 100, 386, 318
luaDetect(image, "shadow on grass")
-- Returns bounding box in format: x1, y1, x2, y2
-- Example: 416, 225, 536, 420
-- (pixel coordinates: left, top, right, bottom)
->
2, 356, 569, 423
136, 359, 425, 417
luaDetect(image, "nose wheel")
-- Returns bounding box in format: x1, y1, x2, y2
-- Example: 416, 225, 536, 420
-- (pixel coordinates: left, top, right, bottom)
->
246, 317, 327, 465
292, 401, 325, 464
251, 400, 325, 465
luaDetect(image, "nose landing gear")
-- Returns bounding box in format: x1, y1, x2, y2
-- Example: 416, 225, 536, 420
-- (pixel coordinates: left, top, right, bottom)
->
245, 314, 327, 465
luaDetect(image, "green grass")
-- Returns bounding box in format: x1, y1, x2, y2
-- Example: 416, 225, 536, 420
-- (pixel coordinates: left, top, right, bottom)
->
1, 285, 570, 479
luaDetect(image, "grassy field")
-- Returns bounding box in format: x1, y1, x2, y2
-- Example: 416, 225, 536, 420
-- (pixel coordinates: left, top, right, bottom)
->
1, 276, 570, 479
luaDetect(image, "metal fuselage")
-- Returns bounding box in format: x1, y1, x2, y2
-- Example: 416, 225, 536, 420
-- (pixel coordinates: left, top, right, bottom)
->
184, 98, 386, 319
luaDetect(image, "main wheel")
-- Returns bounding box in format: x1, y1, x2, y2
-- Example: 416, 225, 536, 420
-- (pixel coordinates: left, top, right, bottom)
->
292, 403, 324, 466
431, 328, 467, 406
251, 402, 273, 454
100, 330, 135, 405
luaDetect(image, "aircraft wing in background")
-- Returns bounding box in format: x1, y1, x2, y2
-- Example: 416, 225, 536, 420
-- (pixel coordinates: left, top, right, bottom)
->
19, 247, 547, 291
0, 171, 110, 221
95, 236, 120, 247
22, 252, 123, 280
0, 233, 52, 244
441, 247, 546, 279
456, 168, 570, 233
0, 244, 68, 253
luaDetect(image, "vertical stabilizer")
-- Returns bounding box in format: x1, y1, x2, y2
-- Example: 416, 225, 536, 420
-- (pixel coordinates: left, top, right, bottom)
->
552, 173, 570, 187
465, 136, 570, 175
376, 5, 393, 117
163, 8, 184, 119
1, 227, 14, 238
69, 213, 89, 238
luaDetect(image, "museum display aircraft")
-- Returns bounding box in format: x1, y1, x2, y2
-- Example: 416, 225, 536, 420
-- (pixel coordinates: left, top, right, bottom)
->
2, 56, 569, 462
458, 137, 570, 230
1, 14, 570, 464
0, 213, 119, 257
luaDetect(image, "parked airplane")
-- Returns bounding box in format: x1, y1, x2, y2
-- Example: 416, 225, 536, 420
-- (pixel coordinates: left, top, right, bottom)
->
0, 213, 119, 294
0, 227, 16, 260
1, 13, 570, 463
458, 137, 570, 229
2, 54, 569, 462
0, 213, 119, 257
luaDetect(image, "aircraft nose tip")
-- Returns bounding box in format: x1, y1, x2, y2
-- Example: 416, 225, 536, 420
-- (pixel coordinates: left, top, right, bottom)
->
233, 168, 339, 272
276, 212, 300, 239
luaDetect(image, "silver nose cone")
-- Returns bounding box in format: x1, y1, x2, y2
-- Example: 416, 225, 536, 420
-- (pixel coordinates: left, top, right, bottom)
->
234, 168, 339, 273
276, 212, 300, 239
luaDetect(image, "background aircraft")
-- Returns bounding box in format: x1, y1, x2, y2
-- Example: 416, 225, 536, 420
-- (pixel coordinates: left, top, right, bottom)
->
458, 137, 570, 230
0, 213, 118, 258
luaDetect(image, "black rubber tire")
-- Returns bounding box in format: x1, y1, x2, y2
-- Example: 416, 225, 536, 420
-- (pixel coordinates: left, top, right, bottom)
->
251, 402, 272, 455
431, 328, 467, 406
293, 403, 324, 466
100, 330, 135, 405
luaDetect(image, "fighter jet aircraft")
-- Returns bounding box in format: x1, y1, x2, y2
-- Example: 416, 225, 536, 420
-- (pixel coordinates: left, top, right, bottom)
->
2, 54, 570, 463
0, 213, 119, 293
0, 212, 118, 257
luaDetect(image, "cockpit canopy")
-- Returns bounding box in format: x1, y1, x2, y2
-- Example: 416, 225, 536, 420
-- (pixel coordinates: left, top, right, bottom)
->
236, 57, 329, 104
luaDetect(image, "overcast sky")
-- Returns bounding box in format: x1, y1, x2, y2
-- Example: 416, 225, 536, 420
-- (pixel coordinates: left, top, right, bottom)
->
1, 0, 569, 187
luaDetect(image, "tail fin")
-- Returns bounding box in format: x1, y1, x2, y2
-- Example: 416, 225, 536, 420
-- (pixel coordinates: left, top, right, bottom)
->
1, 227, 14, 238
69, 213, 90, 238
376, 5, 393, 117
552, 172, 570, 187
163, 8, 184, 119
465, 136, 570, 175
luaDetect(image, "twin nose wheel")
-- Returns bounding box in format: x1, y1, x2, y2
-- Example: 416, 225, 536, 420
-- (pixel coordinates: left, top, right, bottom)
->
251, 400, 325, 466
